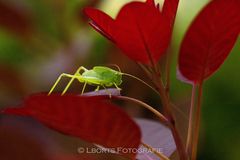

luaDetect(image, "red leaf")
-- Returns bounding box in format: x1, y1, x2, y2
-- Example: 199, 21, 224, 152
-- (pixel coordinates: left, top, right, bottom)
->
162, 0, 179, 27
84, 7, 115, 41
1, 126, 92, 160
53, 154, 96, 160
146, 0, 155, 6
2, 94, 141, 159
0, 1, 32, 36
178, 0, 240, 84
0, 126, 51, 160
84, 0, 179, 65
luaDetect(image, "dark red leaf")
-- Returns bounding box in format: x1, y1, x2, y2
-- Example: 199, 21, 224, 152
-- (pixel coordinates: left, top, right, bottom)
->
178, 0, 240, 84
146, 0, 155, 7
0, 125, 103, 160
113, 2, 168, 64
0, 126, 51, 160
84, 7, 115, 41
1, 93, 141, 159
162, 0, 179, 27
84, 0, 179, 65
0, 1, 32, 36
0, 115, 128, 160
53, 154, 96, 160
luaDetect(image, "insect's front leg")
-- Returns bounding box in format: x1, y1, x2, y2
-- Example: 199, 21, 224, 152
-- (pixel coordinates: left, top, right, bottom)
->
62, 66, 88, 95
48, 73, 77, 95
81, 82, 87, 95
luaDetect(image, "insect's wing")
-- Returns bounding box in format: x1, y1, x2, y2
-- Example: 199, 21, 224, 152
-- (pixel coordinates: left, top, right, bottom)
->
93, 66, 121, 84
93, 66, 117, 75
81, 70, 106, 85
82, 70, 99, 78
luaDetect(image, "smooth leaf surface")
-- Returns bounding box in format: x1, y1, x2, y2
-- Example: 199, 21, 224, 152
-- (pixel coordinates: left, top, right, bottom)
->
84, 7, 115, 41
0, 126, 98, 160
178, 0, 240, 83
1, 93, 141, 159
0, 115, 128, 160
0, 126, 50, 160
135, 118, 176, 160
162, 0, 179, 27
84, 0, 179, 64
0, 126, 95, 160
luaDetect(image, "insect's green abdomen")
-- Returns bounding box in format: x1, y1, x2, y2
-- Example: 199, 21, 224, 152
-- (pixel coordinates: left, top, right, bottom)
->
92, 66, 122, 86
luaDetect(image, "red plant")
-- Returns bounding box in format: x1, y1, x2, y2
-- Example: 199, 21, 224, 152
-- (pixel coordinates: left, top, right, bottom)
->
84, 0, 179, 65
178, 0, 240, 84
178, 0, 240, 159
1, 0, 240, 160
2, 93, 141, 159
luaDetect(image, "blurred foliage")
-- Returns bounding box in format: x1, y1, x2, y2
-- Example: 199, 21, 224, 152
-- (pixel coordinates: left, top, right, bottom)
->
0, 0, 240, 160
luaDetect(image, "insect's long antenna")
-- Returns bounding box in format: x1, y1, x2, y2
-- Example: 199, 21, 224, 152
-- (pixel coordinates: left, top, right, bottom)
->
122, 73, 159, 96
107, 64, 122, 72
123, 73, 188, 119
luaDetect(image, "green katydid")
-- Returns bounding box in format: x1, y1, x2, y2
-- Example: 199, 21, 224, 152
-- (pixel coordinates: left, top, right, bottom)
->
48, 65, 187, 120
48, 65, 157, 96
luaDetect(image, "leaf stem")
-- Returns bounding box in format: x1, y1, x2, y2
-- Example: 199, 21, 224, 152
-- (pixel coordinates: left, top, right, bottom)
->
186, 84, 197, 156
113, 96, 168, 125
151, 73, 187, 160
137, 63, 153, 78
191, 82, 203, 160
141, 142, 170, 160
165, 51, 171, 98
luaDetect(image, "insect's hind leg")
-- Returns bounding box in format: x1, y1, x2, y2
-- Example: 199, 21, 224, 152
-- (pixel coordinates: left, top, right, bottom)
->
113, 83, 121, 90
102, 85, 112, 98
62, 66, 88, 95
95, 86, 100, 91
48, 73, 77, 95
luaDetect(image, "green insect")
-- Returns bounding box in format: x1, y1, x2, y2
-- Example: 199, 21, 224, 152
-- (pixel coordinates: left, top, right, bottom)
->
48, 65, 156, 96
48, 66, 125, 96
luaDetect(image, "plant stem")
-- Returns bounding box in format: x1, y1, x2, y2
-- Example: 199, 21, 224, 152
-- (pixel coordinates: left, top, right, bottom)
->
136, 61, 187, 160
137, 63, 153, 78
165, 51, 171, 98
186, 84, 197, 156
152, 75, 187, 160
113, 96, 169, 125
191, 82, 203, 160
141, 142, 170, 160
170, 124, 187, 160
